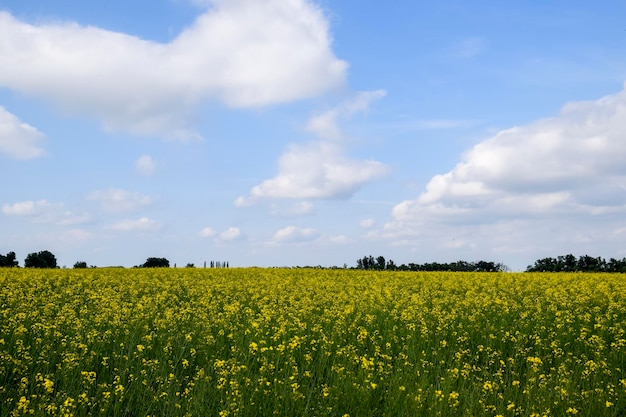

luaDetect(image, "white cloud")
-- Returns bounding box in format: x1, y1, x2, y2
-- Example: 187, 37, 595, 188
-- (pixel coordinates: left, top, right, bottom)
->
135, 155, 156, 176
396, 86, 626, 219
306, 90, 386, 140
0, 2, 346, 139
199, 227, 217, 238
0, 106, 46, 159
88, 188, 154, 212
242, 141, 388, 200
271, 225, 319, 243
218, 227, 242, 242
381, 85, 626, 267
109, 217, 161, 232
238, 90, 389, 204
2, 199, 56, 216
2, 199, 90, 225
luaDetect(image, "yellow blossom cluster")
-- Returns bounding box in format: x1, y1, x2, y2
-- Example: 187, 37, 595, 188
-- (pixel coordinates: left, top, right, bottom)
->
0, 268, 625, 416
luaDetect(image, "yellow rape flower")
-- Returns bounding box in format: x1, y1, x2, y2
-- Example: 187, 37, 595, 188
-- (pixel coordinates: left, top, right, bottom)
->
43, 378, 54, 394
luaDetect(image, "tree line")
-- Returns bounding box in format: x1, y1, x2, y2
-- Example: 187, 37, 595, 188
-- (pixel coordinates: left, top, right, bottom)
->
355, 255, 507, 272
526, 254, 626, 272
0, 250, 57, 268
1, 249, 625, 272
0, 250, 230, 269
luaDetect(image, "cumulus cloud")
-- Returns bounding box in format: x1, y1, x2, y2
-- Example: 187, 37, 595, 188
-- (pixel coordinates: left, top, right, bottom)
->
381, 85, 626, 265
237, 90, 388, 204
0, 106, 46, 159
0, 1, 346, 139
306, 90, 386, 140
271, 225, 319, 244
135, 155, 156, 176
109, 217, 161, 232
2, 199, 89, 224
396, 87, 626, 218
88, 188, 155, 212
242, 141, 388, 200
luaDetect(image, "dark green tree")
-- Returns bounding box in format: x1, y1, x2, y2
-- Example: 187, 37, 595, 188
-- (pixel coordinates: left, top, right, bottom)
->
73, 261, 88, 269
142, 257, 170, 268
24, 250, 57, 268
475, 261, 497, 272
0, 251, 18, 267
563, 254, 577, 271
357, 255, 505, 272
526, 254, 616, 272
376, 256, 386, 270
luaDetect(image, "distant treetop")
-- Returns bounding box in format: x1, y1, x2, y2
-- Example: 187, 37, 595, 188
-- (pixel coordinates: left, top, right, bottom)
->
355, 255, 507, 272
0, 251, 18, 268
140, 257, 170, 268
24, 250, 58, 268
526, 254, 626, 272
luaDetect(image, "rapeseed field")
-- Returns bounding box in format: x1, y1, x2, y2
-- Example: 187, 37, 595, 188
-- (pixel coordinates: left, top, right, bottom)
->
0, 268, 624, 416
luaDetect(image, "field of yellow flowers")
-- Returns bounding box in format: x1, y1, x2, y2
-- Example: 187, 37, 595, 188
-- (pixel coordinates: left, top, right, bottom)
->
1, 268, 625, 416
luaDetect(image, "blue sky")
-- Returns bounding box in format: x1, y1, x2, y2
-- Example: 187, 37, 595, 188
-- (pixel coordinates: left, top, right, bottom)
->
2, 0, 626, 270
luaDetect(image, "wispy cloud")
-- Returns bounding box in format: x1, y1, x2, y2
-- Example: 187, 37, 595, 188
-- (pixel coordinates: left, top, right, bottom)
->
305, 90, 387, 140
0, 106, 46, 159
88, 188, 155, 213
2, 200, 58, 217
2, 199, 90, 225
